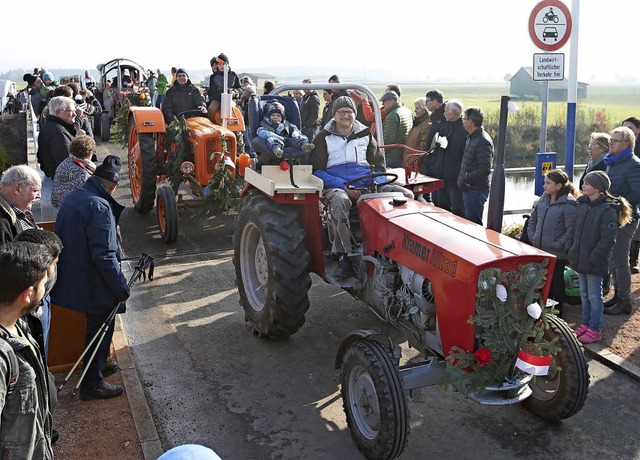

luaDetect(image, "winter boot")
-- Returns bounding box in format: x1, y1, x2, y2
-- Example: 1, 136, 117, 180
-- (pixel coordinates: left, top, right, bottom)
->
604, 297, 632, 315
604, 294, 618, 309
302, 142, 315, 153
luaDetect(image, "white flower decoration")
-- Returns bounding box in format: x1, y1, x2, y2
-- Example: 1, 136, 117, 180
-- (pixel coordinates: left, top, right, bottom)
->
496, 284, 507, 302
527, 302, 542, 319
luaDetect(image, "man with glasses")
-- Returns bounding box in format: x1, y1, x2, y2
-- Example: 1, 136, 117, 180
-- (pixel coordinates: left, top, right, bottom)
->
603, 126, 640, 315
37, 96, 79, 179
311, 96, 412, 280
0, 165, 42, 243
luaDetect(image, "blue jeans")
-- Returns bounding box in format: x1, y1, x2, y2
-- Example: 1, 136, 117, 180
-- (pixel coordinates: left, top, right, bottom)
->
155, 94, 166, 109
462, 189, 489, 225
578, 273, 604, 332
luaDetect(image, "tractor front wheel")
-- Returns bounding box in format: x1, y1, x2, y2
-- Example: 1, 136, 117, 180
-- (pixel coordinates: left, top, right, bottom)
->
233, 193, 311, 339
128, 120, 157, 214
341, 340, 409, 460
156, 186, 178, 243
523, 313, 589, 421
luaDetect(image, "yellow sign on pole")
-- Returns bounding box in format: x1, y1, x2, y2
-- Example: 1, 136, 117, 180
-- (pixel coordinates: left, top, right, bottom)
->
541, 161, 553, 176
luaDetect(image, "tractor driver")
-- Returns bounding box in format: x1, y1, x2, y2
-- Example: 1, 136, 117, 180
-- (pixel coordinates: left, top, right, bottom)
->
162, 68, 207, 124
310, 95, 413, 280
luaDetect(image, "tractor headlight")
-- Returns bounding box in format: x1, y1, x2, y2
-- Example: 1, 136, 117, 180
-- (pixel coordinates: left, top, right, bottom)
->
477, 268, 501, 294
180, 161, 195, 175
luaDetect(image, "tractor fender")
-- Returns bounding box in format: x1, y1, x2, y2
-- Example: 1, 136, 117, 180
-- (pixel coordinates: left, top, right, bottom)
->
335, 329, 401, 369
128, 106, 166, 134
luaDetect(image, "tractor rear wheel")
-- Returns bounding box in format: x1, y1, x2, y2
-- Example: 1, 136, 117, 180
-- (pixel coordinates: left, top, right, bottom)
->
100, 112, 111, 142
523, 314, 589, 421
233, 193, 311, 339
341, 340, 409, 460
128, 120, 157, 214
156, 185, 178, 243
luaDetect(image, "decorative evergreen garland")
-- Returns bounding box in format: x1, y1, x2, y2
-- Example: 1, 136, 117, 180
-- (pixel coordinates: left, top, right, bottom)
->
445, 259, 560, 392
113, 92, 150, 147
202, 159, 242, 214
164, 117, 193, 193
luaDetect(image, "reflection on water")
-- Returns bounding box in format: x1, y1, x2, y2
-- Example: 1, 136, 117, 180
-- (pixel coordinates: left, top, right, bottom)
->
499, 168, 585, 228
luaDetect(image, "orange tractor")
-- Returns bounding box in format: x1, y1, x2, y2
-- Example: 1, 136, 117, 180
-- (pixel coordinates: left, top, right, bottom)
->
126, 80, 248, 243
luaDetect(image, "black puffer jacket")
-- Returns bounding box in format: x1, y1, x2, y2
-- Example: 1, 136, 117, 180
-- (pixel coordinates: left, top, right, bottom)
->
37, 115, 77, 179
457, 127, 493, 191
568, 194, 619, 276
207, 70, 240, 103
162, 80, 206, 123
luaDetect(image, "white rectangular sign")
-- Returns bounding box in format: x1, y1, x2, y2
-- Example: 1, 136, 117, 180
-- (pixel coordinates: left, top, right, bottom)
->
532, 53, 565, 81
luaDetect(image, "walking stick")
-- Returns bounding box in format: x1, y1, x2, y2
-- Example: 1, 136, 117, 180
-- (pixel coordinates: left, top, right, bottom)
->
58, 253, 154, 394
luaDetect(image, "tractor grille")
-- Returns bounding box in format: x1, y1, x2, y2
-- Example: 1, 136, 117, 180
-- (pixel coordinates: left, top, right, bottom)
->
206, 139, 220, 174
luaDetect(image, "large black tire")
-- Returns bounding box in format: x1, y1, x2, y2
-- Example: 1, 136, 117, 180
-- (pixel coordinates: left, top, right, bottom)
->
341, 340, 409, 460
100, 112, 111, 142
156, 186, 178, 243
523, 314, 589, 421
128, 120, 157, 214
232, 193, 311, 339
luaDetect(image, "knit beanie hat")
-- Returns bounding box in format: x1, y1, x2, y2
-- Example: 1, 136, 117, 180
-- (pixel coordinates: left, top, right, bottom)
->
42, 72, 54, 82
265, 101, 285, 120
94, 155, 122, 184
74, 94, 87, 112
176, 68, 189, 79
584, 170, 610, 192
217, 53, 229, 64
331, 95, 357, 116
379, 90, 399, 102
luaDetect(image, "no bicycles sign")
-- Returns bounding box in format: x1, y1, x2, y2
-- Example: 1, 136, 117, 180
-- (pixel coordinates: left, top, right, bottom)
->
529, 0, 572, 52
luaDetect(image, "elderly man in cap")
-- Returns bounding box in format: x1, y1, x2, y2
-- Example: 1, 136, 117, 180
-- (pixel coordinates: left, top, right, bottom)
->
162, 68, 207, 124
379, 90, 413, 168
311, 96, 413, 280
0, 165, 41, 243
51, 155, 130, 400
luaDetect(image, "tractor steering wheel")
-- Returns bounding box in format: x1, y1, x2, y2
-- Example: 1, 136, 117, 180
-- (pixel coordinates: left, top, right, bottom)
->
345, 172, 399, 192
177, 109, 207, 119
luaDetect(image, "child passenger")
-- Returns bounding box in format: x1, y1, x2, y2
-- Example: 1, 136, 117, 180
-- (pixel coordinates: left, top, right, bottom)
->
256, 101, 314, 158
526, 169, 578, 317
568, 171, 631, 344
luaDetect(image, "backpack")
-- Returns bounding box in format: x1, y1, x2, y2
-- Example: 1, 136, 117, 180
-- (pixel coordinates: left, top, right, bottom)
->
519, 214, 532, 245
0, 336, 18, 394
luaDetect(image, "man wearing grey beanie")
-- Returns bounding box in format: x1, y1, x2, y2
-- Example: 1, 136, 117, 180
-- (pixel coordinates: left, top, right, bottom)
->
310, 95, 413, 280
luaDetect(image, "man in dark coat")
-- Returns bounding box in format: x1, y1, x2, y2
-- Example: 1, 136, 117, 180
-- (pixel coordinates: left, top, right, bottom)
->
37, 96, 78, 179
300, 78, 320, 141
162, 68, 207, 124
420, 89, 446, 177
458, 106, 494, 225
429, 100, 466, 216
51, 155, 130, 400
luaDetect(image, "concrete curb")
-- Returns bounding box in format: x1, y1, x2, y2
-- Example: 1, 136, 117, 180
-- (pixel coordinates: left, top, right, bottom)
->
113, 316, 164, 460
584, 343, 640, 382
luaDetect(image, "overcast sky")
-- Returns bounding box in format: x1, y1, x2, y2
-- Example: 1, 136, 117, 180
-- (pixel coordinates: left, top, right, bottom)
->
2, 0, 637, 83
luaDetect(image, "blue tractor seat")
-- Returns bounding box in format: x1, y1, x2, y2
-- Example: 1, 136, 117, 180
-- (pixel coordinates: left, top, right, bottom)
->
247, 94, 309, 165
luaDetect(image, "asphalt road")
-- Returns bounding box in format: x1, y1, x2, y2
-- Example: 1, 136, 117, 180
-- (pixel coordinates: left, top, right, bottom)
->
102, 141, 640, 460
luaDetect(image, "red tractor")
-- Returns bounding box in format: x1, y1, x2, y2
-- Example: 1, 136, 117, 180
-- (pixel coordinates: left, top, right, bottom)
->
233, 84, 589, 460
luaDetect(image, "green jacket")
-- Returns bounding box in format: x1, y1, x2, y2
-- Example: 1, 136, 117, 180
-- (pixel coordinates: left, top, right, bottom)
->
156, 74, 169, 95
382, 102, 413, 164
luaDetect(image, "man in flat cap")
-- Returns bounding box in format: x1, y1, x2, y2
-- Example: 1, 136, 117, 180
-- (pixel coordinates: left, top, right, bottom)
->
51, 155, 130, 400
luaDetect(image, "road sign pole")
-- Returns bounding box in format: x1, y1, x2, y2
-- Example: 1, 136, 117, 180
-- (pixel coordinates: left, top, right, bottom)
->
541, 81, 549, 153
564, 0, 580, 180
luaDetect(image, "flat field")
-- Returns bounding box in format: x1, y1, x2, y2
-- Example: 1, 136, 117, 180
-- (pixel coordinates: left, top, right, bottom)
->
372, 83, 640, 123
